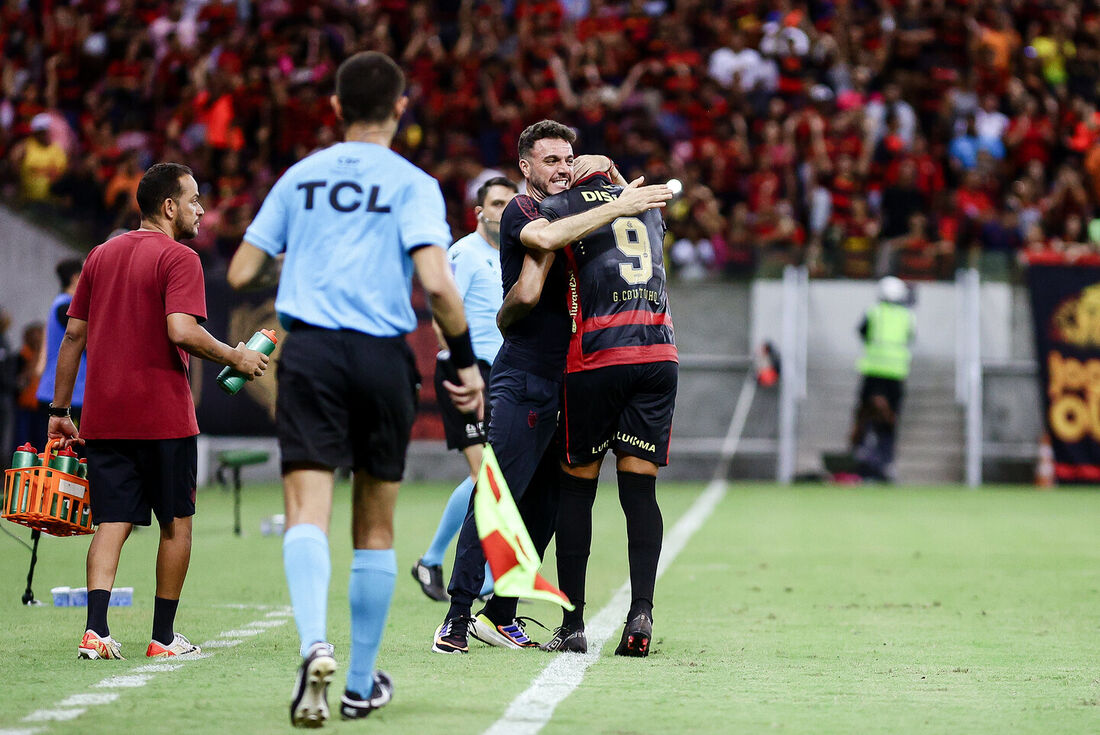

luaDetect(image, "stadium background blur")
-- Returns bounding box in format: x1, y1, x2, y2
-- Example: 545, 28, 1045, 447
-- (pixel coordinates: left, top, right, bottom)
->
4, 0, 1100, 282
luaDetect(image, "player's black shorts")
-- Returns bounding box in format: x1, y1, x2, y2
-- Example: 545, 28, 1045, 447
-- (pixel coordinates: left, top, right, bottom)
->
434, 359, 493, 451
276, 325, 419, 481
859, 375, 904, 415
84, 436, 197, 526
561, 361, 678, 467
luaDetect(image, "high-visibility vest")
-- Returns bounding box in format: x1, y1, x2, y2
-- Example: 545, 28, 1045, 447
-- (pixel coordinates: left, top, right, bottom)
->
858, 302, 913, 380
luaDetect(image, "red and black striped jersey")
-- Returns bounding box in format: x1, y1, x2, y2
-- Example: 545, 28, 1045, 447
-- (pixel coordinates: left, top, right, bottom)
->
538, 176, 677, 373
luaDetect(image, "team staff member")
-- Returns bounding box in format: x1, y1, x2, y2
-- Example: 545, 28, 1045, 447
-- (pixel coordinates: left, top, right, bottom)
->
50, 162, 269, 661
412, 176, 518, 603
432, 121, 671, 655
534, 170, 677, 657
228, 51, 483, 727
37, 258, 86, 429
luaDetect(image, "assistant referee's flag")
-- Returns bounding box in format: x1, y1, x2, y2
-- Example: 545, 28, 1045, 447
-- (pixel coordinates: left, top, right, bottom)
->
474, 446, 574, 611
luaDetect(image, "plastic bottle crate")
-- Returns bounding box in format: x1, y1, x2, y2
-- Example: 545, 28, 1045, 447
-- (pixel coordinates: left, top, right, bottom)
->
2, 439, 92, 537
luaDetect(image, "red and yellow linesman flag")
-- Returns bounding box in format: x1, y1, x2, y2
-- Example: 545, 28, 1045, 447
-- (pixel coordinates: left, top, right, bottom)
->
474, 446, 574, 610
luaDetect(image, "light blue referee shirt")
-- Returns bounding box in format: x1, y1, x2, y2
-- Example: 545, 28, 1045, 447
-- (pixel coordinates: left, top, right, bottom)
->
448, 232, 503, 364
244, 141, 452, 336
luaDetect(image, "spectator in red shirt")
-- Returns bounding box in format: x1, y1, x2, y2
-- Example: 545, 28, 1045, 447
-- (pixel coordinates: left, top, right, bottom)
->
49, 163, 269, 661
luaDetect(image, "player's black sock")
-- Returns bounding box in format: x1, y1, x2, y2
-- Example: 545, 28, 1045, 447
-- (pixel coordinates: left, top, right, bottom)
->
556, 470, 598, 629
86, 589, 111, 637
618, 471, 662, 614
152, 596, 179, 646
481, 593, 518, 625
446, 600, 472, 621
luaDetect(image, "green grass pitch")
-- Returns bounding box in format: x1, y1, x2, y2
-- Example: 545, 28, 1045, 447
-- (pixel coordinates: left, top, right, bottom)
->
1, 479, 1098, 734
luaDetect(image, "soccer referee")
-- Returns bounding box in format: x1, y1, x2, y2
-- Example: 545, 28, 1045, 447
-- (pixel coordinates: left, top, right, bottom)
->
228, 51, 484, 728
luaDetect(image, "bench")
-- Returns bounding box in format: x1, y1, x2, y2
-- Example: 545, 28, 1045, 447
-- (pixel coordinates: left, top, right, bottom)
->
215, 449, 271, 536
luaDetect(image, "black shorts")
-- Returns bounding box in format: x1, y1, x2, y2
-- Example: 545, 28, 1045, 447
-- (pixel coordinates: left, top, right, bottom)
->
859, 375, 904, 415
276, 326, 420, 481
84, 436, 197, 527
434, 359, 493, 450
561, 361, 678, 467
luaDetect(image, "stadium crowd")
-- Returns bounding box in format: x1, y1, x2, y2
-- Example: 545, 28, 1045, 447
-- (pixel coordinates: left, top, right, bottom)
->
3, 0, 1100, 280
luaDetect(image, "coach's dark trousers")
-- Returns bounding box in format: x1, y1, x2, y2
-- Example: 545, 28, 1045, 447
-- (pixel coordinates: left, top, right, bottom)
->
447, 361, 560, 609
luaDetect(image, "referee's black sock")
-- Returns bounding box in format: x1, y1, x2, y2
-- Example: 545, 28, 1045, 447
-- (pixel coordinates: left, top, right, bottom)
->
152, 596, 179, 646
617, 471, 662, 620
86, 589, 111, 637
556, 470, 598, 629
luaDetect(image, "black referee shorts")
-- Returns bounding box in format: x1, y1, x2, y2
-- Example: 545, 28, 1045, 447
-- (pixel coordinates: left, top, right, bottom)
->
561, 361, 678, 467
84, 436, 197, 527
276, 326, 420, 481
859, 375, 904, 415
434, 359, 493, 450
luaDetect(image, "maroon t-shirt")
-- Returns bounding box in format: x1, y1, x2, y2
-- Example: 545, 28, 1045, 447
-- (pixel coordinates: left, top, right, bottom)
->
68, 230, 207, 440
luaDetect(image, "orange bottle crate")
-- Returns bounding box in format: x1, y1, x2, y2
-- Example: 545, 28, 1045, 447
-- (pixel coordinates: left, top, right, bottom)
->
2, 438, 93, 537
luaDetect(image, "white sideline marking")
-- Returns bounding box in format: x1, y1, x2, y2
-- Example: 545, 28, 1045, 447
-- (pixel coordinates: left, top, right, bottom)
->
485, 481, 727, 735
21, 711, 83, 723
8, 606, 293, 734
219, 628, 265, 637
486, 372, 754, 735
94, 675, 153, 688
243, 620, 286, 629
200, 639, 243, 648
131, 663, 184, 673
58, 694, 118, 707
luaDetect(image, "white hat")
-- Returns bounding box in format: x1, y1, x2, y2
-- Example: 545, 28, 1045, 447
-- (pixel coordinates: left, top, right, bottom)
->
30, 113, 51, 132
878, 276, 908, 303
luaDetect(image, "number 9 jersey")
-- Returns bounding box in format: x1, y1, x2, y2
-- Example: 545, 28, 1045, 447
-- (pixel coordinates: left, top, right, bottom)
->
538, 175, 678, 374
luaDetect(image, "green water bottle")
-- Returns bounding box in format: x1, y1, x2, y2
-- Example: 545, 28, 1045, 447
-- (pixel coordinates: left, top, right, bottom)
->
77, 458, 88, 479
217, 329, 277, 395
49, 448, 81, 476
11, 443, 40, 469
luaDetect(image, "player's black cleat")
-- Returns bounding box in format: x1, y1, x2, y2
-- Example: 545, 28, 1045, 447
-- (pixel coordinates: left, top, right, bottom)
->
614, 613, 652, 657
290, 641, 336, 728
340, 670, 394, 719
540, 625, 588, 654
412, 559, 449, 602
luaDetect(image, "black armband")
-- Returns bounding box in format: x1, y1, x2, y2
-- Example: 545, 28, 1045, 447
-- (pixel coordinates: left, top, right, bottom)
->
444, 329, 476, 369
48, 403, 71, 418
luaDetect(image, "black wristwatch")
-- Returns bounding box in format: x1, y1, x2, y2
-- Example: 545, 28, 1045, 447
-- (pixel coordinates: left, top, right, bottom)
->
48, 403, 71, 418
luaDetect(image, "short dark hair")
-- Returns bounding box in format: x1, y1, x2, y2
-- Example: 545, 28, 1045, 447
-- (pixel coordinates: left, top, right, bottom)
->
136, 163, 194, 218
517, 120, 576, 160
56, 258, 82, 289
336, 51, 405, 125
476, 176, 518, 207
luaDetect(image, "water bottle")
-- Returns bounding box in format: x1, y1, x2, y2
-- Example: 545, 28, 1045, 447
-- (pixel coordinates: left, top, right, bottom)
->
11, 443, 40, 469
77, 458, 88, 479
217, 329, 277, 395
49, 448, 81, 476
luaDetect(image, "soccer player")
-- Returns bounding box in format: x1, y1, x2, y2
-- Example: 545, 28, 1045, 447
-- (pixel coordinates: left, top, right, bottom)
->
431, 120, 671, 655
411, 176, 517, 602
49, 162, 270, 661
532, 166, 678, 658
227, 52, 484, 727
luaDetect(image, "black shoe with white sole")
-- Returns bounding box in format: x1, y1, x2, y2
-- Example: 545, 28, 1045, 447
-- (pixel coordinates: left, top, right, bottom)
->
290, 642, 337, 728
340, 670, 394, 719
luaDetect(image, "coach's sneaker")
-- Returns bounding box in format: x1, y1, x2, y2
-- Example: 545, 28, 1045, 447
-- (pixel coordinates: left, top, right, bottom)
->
614, 612, 653, 657
411, 559, 449, 602
340, 670, 394, 719
540, 625, 587, 654
431, 615, 472, 654
146, 633, 201, 658
78, 629, 125, 660
290, 641, 337, 728
470, 612, 543, 649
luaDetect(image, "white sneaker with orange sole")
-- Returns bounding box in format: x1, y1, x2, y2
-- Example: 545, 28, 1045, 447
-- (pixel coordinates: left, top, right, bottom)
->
78, 630, 125, 660
146, 633, 201, 658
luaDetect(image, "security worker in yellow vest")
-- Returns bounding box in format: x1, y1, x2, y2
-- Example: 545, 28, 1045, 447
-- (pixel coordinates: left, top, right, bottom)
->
850, 276, 914, 481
